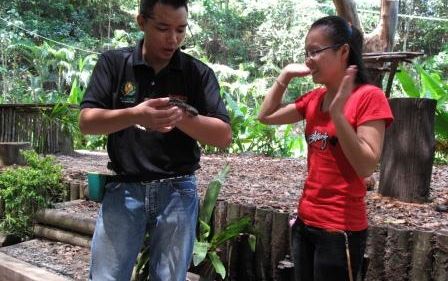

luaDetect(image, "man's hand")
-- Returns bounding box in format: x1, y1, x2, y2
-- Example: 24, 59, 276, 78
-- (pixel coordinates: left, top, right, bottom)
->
134, 98, 183, 132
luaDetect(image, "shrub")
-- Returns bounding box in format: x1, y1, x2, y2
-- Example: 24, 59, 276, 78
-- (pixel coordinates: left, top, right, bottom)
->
0, 150, 66, 238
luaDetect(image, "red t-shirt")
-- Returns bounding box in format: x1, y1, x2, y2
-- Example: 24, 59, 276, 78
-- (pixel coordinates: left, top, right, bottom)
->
295, 84, 393, 231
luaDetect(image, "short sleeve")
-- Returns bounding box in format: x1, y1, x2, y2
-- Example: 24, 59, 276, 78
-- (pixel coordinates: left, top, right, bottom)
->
199, 68, 230, 123
294, 88, 323, 117
80, 53, 114, 109
356, 86, 394, 127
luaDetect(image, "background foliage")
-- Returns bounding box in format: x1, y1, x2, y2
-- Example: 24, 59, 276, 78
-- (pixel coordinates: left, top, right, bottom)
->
0, 0, 447, 158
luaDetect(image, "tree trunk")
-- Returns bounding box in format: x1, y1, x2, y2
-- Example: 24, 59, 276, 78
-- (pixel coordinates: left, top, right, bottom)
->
364, 0, 399, 87
332, 0, 361, 29
379, 98, 436, 203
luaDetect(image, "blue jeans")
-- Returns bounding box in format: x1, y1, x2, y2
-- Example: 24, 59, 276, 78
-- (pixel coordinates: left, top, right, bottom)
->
291, 219, 367, 281
89, 175, 199, 281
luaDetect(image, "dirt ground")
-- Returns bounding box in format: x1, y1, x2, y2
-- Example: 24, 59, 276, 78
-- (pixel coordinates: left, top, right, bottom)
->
57, 151, 448, 231
1, 151, 447, 280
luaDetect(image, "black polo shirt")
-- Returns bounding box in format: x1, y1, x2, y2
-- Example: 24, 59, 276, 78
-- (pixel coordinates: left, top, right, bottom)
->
81, 39, 230, 178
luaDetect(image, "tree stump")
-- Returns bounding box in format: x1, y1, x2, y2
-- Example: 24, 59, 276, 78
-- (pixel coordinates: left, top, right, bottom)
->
379, 98, 436, 203
0, 142, 31, 167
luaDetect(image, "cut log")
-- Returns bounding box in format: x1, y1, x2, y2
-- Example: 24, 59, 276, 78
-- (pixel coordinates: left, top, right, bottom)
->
254, 207, 273, 281
33, 224, 91, 248
35, 208, 95, 235
70, 183, 80, 201
270, 211, 290, 281
365, 226, 387, 281
226, 202, 241, 281
237, 205, 256, 281
433, 230, 448, 281
384, 227, 412, 280
213, 200, 228, 264
410, 230, 434, 281
379, 98, 436, 203
0, 142, 31, 167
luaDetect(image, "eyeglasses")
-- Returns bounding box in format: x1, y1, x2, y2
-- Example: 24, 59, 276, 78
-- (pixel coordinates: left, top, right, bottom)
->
304, 44, 342, 59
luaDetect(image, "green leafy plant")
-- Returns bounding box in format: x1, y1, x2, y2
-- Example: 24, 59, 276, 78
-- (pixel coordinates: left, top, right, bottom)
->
0, 150, 66, 238
396, 64, 448, 160
192, 164, 255, 280
132, 164, 256, 281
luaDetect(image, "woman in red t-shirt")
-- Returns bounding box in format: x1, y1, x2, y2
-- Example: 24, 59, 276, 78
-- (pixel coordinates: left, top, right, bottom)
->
258, 16, 393, 281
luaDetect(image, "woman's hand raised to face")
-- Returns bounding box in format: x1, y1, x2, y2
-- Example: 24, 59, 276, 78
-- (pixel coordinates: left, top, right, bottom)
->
281, 64, 311, 81
329, 65, 357, 118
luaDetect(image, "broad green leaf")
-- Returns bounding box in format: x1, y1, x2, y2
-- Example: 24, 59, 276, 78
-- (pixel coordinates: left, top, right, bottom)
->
198, 219, 211, 241
435, 110, 448, 139
417, 65, 446, 102
193, 241, 210, 266
396, 67, 420, 98
224, 92, 244, 119
211, 216, 251, 248
208, 251, 226, 279
199, 164, 230, 226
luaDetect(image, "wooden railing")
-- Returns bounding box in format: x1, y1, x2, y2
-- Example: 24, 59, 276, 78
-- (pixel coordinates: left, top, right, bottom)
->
0, 104, 74, 154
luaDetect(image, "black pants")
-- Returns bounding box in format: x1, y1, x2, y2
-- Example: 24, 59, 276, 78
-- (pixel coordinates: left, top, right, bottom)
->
291, 219, 367, 281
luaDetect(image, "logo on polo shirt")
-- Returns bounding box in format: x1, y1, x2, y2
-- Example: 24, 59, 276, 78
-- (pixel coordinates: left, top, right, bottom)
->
120, 82, 137, 104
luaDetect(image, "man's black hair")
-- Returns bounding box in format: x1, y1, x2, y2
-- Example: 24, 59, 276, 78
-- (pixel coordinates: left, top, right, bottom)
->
140, 0, 188, 16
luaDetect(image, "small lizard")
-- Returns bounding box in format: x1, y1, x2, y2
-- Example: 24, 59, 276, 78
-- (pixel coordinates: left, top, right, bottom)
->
135, 98, 198, 131
168, 98, 198, 117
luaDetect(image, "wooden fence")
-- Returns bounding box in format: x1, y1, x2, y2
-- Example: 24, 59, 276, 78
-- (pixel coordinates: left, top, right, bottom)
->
0, 104, 73, 154
209, 201, 448, 281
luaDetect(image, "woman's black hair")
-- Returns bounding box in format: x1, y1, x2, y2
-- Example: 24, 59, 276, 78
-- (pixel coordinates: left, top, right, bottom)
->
140, 0, 188, 17
310, 15, 369, 84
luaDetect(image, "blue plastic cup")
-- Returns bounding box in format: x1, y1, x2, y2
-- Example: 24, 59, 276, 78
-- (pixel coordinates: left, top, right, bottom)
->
87, 172, 107, 202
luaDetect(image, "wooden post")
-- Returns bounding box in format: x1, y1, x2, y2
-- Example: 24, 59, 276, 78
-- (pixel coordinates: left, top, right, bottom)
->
379, 98, 436, 203
271, 211, 290, 281
365, 226, 387, 281
254, 208, 273, 281
410, 230, 434, 281
433, 231, 448, 281
384, 227, 412, 280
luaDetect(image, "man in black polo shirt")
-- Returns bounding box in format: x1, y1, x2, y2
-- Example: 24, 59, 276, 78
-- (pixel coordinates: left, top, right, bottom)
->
79, 0, 231, 280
